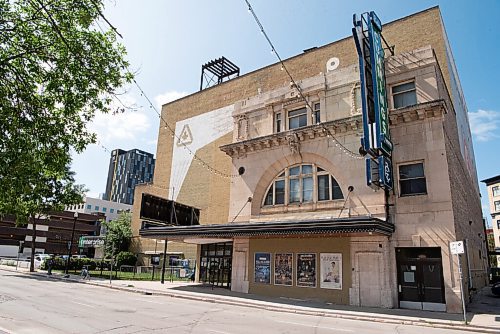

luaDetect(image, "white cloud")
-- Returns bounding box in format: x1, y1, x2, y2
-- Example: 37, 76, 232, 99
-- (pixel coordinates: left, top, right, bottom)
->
89, 94, 151, 144
469, 109, 500, 142
154, 90, 188, 110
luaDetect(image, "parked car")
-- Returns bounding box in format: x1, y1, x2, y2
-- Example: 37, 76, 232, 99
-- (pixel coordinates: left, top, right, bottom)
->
71, 255, 87, 259
492, 282, 500, 296
34, 254, 52, 269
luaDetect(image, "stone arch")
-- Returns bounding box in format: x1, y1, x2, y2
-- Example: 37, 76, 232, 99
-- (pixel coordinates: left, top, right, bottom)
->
251, 152, 348, 215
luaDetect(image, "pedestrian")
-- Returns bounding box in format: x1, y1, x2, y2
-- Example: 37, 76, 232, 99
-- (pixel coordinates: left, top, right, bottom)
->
47, 256, 53, 276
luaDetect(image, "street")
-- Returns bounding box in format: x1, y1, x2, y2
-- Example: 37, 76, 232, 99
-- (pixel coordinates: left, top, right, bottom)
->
0, 270, 477, 334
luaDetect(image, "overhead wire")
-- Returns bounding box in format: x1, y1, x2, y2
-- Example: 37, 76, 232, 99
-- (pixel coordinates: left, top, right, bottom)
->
244, 0, 363, 160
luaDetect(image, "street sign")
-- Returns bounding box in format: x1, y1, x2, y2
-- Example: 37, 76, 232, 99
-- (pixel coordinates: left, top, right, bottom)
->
450, 241, 465, 254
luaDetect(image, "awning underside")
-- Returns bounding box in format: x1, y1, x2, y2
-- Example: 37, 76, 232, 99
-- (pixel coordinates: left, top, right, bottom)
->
139, 216, 394, 240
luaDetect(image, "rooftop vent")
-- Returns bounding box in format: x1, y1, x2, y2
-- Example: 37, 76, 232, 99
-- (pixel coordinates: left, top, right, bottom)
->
200, 56, 240, 91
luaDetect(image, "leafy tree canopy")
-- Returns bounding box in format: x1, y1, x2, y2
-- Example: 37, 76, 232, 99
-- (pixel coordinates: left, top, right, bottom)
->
0, 0, 132, 222
103, 212, 133, 258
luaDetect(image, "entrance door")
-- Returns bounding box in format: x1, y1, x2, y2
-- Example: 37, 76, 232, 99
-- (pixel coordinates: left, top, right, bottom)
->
396, 247, 445, 311
200, 242, 232, 288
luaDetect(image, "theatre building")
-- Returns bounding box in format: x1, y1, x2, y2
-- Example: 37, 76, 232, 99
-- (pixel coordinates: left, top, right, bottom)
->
132, 6, 488, 313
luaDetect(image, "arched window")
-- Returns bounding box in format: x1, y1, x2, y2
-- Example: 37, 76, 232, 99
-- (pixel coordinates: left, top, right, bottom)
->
263, 164, 343, 206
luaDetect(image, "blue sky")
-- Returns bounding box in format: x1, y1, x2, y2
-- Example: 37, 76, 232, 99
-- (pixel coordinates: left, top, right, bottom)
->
72, 0, 500, 226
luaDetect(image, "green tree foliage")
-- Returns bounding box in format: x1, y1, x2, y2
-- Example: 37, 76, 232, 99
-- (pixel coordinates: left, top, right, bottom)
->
487, 232, 498, 268
104, 212, 133, 258
0, 0, 132, 221
116, 251, 137, 268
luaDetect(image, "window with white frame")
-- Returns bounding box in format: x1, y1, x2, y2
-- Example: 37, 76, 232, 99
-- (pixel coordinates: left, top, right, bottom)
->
263, 164, 343, 206
398, 162, 427, 196
392, 81, 417, 109
495, 200, 500, 212
288, 107, 307, 129
493, 186, 500, 197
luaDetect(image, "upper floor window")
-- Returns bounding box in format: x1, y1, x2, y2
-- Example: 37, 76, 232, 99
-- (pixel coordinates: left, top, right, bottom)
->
497, 220, 500, 230
95, 205, 99, 211
110, 208, 115, 213
288, 107, 307, 130
392, 81, 417, 109
263, 164, 343, 206
399, 162, 427, 196
493, 186, 500, 197
314, 103, 321, 124
495, 200, 500, 212
275, 113, 282, 133
102, 207, 107, 212
86, 204, 91, 210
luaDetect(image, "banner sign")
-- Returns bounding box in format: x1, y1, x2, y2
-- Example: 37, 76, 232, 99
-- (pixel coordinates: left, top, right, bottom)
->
365, 156, 393, 190
254, 253, 271, 284
274, 253, 293, 286
353, 11, 393, 191
368, 12, 392, 156
320, 253, 342, 290
297, 253, 316, 288
78, 236, 105, 248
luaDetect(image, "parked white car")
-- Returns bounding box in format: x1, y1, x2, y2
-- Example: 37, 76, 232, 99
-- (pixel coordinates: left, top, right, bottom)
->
34, 254, 51, 268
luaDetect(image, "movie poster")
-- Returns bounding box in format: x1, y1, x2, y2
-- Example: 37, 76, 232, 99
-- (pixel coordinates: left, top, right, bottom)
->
296, 253, 316, 287
320, 253, 342, 289
274, 253, 293, 286
254, 253, 271, 284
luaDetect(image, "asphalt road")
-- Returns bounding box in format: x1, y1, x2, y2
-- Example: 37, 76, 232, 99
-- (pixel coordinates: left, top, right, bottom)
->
0, 270, 473, 334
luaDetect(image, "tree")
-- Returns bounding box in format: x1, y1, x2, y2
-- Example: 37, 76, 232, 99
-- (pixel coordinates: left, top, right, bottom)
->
0, 1, 131, 214
0, 0, 132, 270
487, 232, 498, 268
103, 212, 133, 258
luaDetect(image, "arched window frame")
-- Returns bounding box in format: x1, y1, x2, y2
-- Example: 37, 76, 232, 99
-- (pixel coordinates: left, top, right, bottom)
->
263, 164, 343, 207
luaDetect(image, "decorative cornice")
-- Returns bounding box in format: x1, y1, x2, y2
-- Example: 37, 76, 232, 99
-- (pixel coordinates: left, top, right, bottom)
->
220, 116, 363, 158
389, 100, 447, 126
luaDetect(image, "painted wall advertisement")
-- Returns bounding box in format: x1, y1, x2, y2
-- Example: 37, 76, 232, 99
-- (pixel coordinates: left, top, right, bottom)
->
297, 253, 316, 287
320, 253, 342, 289
274, 253, 293, 286
254, 253, 271, 284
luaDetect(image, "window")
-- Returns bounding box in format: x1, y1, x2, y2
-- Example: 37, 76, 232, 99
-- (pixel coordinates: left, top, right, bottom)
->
275, 113, 282, 133
399, 163, 427, 196
495, 200, 500, 212
497, 220, 500, 230
392, 81, 417, 109
263, 164, 343, 206
102, 207, 107, 212
288, 107, 307, 129
493, 186, 500, 197
110, 208, 115, 214
314, 102, 321, 124
86, 204, 91, 210
95, 205, 99, 211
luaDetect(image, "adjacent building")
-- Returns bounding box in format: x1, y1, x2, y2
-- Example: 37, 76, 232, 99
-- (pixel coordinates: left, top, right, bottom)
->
132, 6, 487, 313
65, 196, 132, 222
0, 211, 102, 258
104, 149, 155, 205
481, 175, 500, 266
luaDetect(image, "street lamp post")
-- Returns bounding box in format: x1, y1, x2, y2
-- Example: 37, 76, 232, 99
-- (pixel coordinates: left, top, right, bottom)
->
64, 212, 79, 276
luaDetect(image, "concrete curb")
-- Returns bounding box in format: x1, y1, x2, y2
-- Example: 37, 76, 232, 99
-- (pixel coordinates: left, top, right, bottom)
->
2, 267, 498, 333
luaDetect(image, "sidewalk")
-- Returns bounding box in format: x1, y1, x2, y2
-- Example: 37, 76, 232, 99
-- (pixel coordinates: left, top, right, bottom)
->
2, 265, 499, 333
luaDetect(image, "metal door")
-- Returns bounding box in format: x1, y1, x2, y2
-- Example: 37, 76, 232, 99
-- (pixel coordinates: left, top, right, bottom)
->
396, 248, 445, 311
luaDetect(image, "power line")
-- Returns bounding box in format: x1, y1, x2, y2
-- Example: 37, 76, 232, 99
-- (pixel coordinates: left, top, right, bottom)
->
244, 0, 363, 160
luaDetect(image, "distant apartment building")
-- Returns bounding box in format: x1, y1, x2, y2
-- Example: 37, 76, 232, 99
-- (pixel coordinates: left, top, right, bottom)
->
482, 175, 500, 266
65, 196, 132, 222
104, 149, 155, 205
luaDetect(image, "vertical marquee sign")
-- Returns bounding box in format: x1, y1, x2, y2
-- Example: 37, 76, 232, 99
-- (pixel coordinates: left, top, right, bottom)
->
353, 11, 393, 191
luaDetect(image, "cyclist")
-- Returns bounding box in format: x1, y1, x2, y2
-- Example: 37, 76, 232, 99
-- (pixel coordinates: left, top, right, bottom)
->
81, 265, 91, 280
